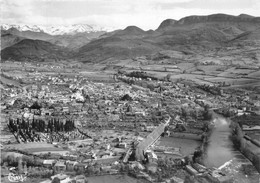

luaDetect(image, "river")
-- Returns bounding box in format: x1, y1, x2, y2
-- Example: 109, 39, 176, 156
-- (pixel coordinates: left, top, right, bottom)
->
204, 115, 260, 183
203, 116, 235, 168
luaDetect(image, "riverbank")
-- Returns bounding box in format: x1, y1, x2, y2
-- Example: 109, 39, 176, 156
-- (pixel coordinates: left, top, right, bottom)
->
200, 115, 260, 182
230, 119, 260, 173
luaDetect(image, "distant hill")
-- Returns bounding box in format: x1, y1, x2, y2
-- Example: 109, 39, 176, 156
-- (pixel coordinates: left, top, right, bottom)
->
1, 28, 53, 50
157, 19, 177, 30
228, 28, 260, 42
114, 26, 146, 36
1, 39, 73, 62
177, 13, 260, 25
1, 30, 25, 49
2, 27, 53, 41
48, 31, 106, 50
1, 13, 260, 63
74, 13, 260, 63
75, 35, 161, 63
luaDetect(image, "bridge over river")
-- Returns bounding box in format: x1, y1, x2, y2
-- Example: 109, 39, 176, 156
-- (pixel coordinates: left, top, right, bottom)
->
135, 116, 171, 161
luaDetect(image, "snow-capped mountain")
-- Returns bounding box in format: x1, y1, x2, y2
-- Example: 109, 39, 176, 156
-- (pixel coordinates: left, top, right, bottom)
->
1, 24, 44, 32
1, 24, 114, 35
43, 24, 112, 35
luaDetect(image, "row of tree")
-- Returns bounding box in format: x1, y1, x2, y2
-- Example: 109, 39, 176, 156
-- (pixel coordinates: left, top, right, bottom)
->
8, 118, 75, 133
197, 84, 221, 96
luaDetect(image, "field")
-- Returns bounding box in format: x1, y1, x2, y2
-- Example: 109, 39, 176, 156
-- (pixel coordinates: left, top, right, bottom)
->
87, 174, 145, 183
1, 152, 24, 159
4, 142, 67, 154
0, 75, 21, 86
158, 137, 201, 156
1, 58, 259, 90
86, 57, 260, 89
246, 131, 260, 141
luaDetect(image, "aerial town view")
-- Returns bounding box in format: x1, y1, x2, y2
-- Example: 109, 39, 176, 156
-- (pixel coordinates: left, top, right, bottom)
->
1, 0, 260, 183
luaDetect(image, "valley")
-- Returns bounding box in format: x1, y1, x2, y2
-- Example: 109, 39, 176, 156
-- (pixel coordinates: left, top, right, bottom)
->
1, 13, 260, 183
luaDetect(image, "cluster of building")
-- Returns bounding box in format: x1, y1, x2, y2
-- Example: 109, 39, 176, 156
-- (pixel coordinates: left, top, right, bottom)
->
1, 67, 260, 183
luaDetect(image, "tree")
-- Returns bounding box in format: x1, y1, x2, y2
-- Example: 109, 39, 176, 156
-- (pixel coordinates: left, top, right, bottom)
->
76, 166, 85, 175
157, 173, 163, 182
30, 101, 41, 110
6, 155, 16, 166
23, 163, 28, 175
181, 107, 188, 120
203, 105, 212, 120
184, 175, 194, 183
165, 74, 171, 82
193, 150, 203, 162
2, 162, 8, 169
21, 119, 26, 129
17, 157, 23, 174
52, 177, 60, 183
86, 165, 95, 175
147, 83, 155, 91
202, 122, 209, 132
191, 109, 198, 120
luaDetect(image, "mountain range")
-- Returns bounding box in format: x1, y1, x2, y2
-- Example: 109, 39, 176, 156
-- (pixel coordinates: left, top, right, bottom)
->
1, 24, 107, 50
1, 24, 113, 35
1, 13, 260, 64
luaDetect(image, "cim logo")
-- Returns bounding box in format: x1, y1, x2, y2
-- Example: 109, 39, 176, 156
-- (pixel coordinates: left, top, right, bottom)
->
8, 173, 27, 182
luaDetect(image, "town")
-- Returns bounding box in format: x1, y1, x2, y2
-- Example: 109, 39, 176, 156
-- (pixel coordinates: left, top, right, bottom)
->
1, 61, 260, 183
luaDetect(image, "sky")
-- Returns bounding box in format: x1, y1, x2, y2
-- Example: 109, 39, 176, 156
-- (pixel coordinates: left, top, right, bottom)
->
1, 0, 260, 30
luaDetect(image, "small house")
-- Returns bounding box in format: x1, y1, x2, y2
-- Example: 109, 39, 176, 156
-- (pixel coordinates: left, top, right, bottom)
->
66, 160, 78, 171
62, 106, 69, 114
74, 163, 86, 173
118, 142, 127, 149
54, 161, 66, 173
101, 165, 112, 173
43, 159, 57, 168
